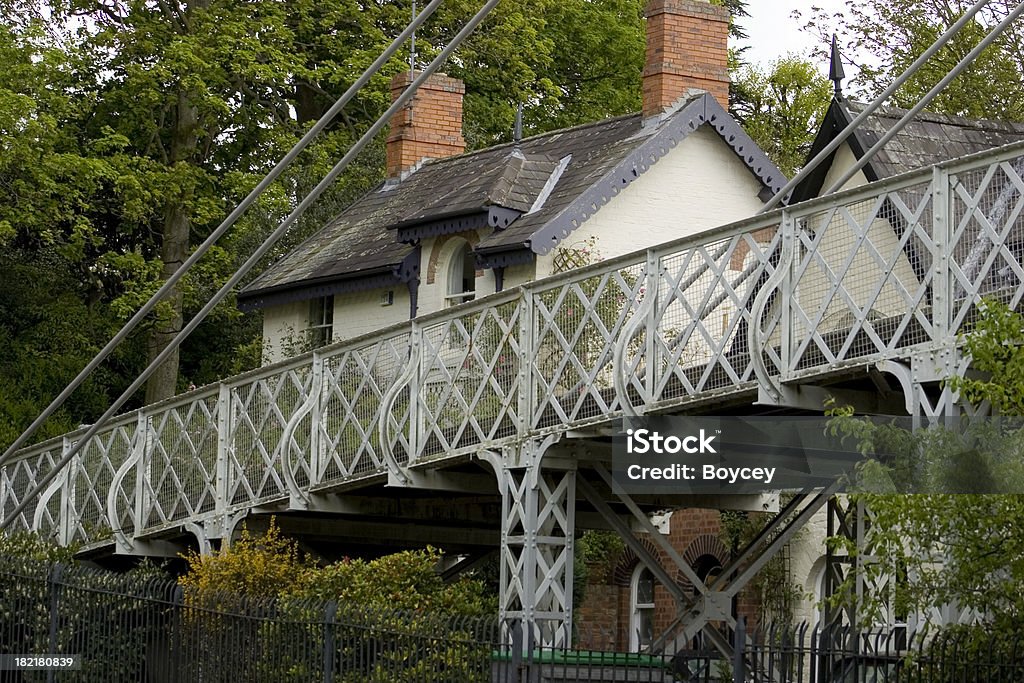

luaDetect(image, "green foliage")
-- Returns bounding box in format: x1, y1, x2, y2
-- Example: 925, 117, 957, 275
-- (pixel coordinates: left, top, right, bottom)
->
178, 523, 494, 682
720, 509, 801, 625
825, 301, 1024, 627
179, 519, 310, 601
800, 0, 1024, 121
289, 547, 492, 616
180, 521, 491, 614
0, 531, 79, 563
950, 299, 1024, 413
730, 56, 833, 176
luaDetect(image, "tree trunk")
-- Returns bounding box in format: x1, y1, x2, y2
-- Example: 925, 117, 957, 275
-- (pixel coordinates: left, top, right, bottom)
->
145, 87, 198, 404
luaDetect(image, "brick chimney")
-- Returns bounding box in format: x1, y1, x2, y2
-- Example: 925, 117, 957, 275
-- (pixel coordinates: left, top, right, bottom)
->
386, 71, 466, 177
643, 0, 730, 117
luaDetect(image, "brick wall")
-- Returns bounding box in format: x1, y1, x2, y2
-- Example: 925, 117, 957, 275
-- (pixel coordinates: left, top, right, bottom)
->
576, 508, 763, 652
643, 0, 730, 116
387, 71, 466, 177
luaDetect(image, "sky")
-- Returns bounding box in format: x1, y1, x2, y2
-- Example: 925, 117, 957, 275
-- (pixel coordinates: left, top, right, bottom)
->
738, 0, 852, 70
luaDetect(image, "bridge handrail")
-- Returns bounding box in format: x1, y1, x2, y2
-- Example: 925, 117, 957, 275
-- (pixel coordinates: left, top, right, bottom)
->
5, 140, 1024, 548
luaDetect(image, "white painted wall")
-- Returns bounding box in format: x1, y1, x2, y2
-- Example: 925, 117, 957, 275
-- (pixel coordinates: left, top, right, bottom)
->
260, 288, 410, 364
261, 301, 310, 364
535, 126, 768, 277
332, 288, 410, 341
822, 143, 871, 193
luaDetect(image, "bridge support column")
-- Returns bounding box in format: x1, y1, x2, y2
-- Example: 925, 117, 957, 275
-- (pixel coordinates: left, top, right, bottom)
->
491, 443, 576, 647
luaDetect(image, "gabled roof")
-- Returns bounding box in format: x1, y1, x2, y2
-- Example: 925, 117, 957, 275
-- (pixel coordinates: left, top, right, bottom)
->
791, 98, 1024, 203
238, 93, 784, 310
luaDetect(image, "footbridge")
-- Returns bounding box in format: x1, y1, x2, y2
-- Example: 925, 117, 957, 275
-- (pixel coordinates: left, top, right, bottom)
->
4, 141, 1023, 649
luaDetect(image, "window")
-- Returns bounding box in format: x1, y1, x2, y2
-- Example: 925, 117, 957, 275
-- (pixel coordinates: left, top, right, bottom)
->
629, 565, 655, 651
309, 296, 334, 349
444, 240, 477, 306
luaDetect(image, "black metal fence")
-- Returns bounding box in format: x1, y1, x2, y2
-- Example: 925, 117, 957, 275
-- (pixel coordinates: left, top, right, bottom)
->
742, 621, 1024, 683
0, 554, 1020, 682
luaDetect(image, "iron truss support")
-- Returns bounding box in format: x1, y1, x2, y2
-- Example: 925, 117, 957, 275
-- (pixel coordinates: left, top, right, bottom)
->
482, 440, 577, 647
584, 463, 840, 660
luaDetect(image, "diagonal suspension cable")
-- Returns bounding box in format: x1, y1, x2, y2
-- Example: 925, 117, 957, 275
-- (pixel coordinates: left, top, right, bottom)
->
0, 0, 503, 531
758, 0, 993, 214
0, 0, 447, 469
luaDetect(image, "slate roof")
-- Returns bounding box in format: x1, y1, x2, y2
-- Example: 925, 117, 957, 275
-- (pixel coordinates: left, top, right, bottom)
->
239, 93, 785, 309
791, 98, 1024, 203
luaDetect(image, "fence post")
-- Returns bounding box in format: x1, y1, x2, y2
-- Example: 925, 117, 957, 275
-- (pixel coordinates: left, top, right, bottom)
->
323, 601, 337, 683
509, 619, 523, 683
733, 616, 745, 683
46, 562, 63, 683
162, 584, 183, 682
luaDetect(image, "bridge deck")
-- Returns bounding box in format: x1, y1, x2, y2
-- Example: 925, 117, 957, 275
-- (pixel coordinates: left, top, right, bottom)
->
4, 141, 1024, 554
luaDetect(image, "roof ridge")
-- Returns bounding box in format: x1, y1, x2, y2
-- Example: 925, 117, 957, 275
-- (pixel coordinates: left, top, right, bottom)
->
414, 112, 643, 170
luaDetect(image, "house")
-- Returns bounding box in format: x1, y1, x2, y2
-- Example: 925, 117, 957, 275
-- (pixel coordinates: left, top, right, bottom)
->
237, 0, 786, 364
784, 73, 1024, 631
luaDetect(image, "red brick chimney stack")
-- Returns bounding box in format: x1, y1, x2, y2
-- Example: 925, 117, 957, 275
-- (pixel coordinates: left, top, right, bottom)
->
643, 0, 731, 117
386, 71, 466, 177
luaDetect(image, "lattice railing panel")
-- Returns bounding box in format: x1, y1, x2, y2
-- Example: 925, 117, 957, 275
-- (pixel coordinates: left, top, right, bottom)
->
6, 142, 1024, 549
318, 333, 411, 484
651, 225, 781, 405
419, 299, 522, 459
1, 445, 62, 536
71, 419, 136, 542
950, 154, 1024, 331
142, 391, 220, 530
789, 181, 935, 375
531, 262, 646, 429
227, 367, 313, 507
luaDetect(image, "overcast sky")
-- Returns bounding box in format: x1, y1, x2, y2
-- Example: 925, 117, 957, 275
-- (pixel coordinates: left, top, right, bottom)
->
738, 0, 852, 70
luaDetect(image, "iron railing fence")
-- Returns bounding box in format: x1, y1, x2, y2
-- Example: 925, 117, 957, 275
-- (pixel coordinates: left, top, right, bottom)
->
0, 555, 1021, 682
741, 621, 1024, 683
4, 141, 1024, 550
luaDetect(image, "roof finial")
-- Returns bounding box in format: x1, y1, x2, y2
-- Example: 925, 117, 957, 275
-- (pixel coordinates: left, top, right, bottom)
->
829, 34, 846, 99
513, 103, 524, 144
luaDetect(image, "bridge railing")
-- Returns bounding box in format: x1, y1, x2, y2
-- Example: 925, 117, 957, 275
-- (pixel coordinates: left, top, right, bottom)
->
4, 141, 1024, 549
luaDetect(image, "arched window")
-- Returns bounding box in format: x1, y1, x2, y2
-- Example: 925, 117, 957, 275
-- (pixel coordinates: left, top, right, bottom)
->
445, 240, 477, 306
629, 565, 655, 651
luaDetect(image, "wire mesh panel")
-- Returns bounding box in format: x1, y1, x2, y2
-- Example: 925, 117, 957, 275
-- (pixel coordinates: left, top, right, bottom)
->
69, 417, 137, 544
949, 153, 1024, 330
140, 390, 220, 532
789, 181, 935, 377
318, 332, 411, 486
0, 444, 63, 537
227, 365, 314, 507
650, 223, 782, 407
419, 298, 522, 460
531, 260, 647, 430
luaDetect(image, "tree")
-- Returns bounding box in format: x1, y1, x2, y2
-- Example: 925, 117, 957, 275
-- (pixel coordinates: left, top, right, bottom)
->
798, 0, 1024, 121
0, 0, 754, 446
828, 300, 1024, 629
730, 56, 833, 176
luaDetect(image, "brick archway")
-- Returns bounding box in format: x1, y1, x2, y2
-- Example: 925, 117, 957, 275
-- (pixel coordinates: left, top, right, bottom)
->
425, 232, 480, 285
611, 536, 667, 587
675, 533, 729, 589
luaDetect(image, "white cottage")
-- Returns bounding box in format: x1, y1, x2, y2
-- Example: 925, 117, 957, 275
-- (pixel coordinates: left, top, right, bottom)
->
237, 0, 785, 363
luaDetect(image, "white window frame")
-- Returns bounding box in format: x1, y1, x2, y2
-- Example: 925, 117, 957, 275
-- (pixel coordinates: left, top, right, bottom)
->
308, 295, 334, 348
444, 240, 477, 306
629, 564, 656, 652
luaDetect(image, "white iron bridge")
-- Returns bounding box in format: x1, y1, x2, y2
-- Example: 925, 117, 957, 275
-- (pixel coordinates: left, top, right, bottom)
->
3, 141, 1024, 648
